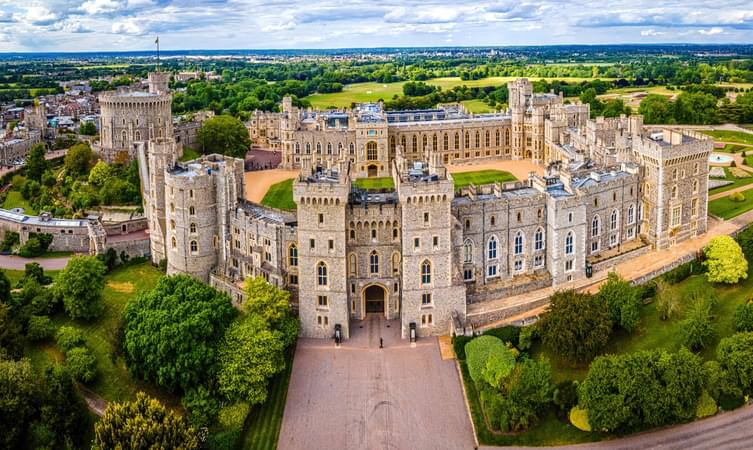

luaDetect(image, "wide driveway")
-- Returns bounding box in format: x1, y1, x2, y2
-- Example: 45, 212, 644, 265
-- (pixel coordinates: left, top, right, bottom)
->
279, 315, 475, 450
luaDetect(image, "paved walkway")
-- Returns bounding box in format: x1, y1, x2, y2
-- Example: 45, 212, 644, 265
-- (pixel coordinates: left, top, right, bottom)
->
0, 254, 73, 270
487, 403, 753, 450
278, 315, 475, 450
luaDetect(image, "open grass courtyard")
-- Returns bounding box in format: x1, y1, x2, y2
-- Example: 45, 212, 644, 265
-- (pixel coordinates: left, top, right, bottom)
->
352, 176, 395, 191
709, 167, 753, 195
701, 130, 753, 146
261, 179, 296, 211
452, 169, 517, 189
709, 186, 753, 219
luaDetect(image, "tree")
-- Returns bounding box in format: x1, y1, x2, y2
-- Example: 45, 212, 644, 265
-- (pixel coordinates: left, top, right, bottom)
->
538, 290, 612, 363
182, 385, 220, 428
464, 335, 511, 385
639, 94, 673, 124
0, 358, 40, 448
704, 235, 748, 284
64, 347, 97, 383
674, 91, 719, 124
27, 315, 54, 341
655, 279, 682, 320
95, 392, 199, 450
244, 276, 292, 328
579, 348, 703, 433
717, 332, 753, 395
217, 314, 287, 404
681, 298, 715, 351
79, 122, 97, 136
25, 143, 48, 182
496, 358, 553, 432
37, 365, 89, 448
0, 270, 11, 303
734, 301, 753, 332
88, 160, 113, 186
197, 115, 251, 158
55, 256, 106, 320
0, 303, 24, 359
55, 326, 85, 352
63, 142, 94, 177
597, 272, 640, 332
123, 275, 237, 392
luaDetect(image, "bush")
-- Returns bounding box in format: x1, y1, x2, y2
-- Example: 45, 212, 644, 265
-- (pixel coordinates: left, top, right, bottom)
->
734, 301, 753, 332
55, 326, 85, 352
465, 335, 510, 385
482, 326, 521, 347
452, 335, 473, 360
681, 299, 715, 351
695, 391, 717, 418
182, 386, 219, 428
663, 261, 694, 284
718, 392, 746, 411
205, 430, 242, 450
569, 406, 591, 432
518, 325, 538, 351
553, 380, 578, 415
704, 236, 748, 284
26, 315, 54, 341
1, 231, 19, 252
64, 347, 97, 383
18, 233, 53, 258
213, 401, 249, 448
717, 332, 753, 395
635, 281, 657, 301
730, 191, 746, 202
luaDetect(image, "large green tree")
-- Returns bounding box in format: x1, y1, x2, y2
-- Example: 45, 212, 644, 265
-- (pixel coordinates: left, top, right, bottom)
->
0, 358, 39, 449
717, 332, 753, 395
0, 303, 24, 359
638, 94, 674, 124
597, 272, 640, 332
704, 235, 748, 284
197, 115, 251, 158
123, 275, 237, 392
25, 143, 48, 182
55, 256, 106, 320
538, 290, 612, 363
94, 392, 198, 450
496, 358, 553, 432
63, 142, 93, 177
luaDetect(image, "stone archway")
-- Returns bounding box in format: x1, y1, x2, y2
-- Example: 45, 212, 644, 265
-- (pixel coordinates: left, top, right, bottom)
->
367, 164, 378, 177
363, 284, 386, 314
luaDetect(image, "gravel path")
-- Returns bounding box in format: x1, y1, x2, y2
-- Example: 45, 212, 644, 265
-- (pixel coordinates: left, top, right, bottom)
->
0, 254, 73, 270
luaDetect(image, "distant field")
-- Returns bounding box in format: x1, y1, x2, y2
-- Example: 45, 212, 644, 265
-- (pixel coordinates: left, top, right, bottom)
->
461, 99, 495, 113
353, 177, 394, 191
700, 130, 753, 146
261, 179, 296, 211
452, 170, 517, 189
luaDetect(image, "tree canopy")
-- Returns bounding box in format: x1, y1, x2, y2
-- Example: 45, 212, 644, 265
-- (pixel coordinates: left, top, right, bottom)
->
704, 236, 748, 284
25, 143, 48, 182
63, 142, 94, 177
197, 115, 251, 158
597, 272, 640, 332
717, 332, 753, 395
55, 256, 106, 320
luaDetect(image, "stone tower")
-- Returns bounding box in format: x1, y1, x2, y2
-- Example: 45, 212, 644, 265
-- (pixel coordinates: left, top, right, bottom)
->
293, 161, 351, 339
508, 78, 532, 160
138, 138, 178, 266
148, 72, 170, 95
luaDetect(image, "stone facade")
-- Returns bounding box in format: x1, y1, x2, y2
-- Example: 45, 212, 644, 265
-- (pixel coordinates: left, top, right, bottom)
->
139, 76, 712, 341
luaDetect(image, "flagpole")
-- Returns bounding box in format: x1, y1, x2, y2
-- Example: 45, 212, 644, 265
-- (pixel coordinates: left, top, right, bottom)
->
156, 37, 160, 72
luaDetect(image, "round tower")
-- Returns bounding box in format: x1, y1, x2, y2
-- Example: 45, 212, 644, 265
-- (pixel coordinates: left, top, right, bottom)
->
148, 72, 171, 95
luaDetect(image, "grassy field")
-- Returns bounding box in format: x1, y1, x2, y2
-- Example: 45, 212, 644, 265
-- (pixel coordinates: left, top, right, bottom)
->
261, 179, 296, 211
708, 186, 753, 219
452, 170, 517, 189
461, 99, 495, 113
3, 190, 38, 215
241, 347, 295, 450
353, 177, 395, 191
709, 167, 753, 195
700, 130, 753, 146
180, 146, 201, 162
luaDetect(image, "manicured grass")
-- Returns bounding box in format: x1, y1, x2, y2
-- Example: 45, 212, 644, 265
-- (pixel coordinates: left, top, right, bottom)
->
3, 190, 38, 215
461, 99, 495, 113
241, 347, 295, 450
452, 170, 517, 189
179, 146, 201, 162
353, 177, 395, 191
708, 186, 753, 219
709, 167, 753, 195
700, 130, 753, 146
746, 155, 753, 167
718, 143, 750, 153
261, 179, 296, 211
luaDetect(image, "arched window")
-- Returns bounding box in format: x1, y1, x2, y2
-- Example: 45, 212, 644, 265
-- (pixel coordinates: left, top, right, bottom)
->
610, 209, 618, 231
488, 236, 498, 260
692, 180, 698, 194
171, 236, 176, 248
694, 162, 699, 174
316, 142, 322, 154
170, 203, 175, 213
305, 143, 311, 154
349, 143, 355, 155
565, 232, 574, 255
349, 254, 357, 275
392, 253, 400, 274
412, 135, 417, 152
514, 232, 523, 255
170, 219, 175, 230
495, 129, 500, 146
288, 244, 298, 266
465, 131, 470, 148
366, 141, 377, 160
400, 136, 406, 150
134, 130, 141, 141
592, 215, 600, 237
454, 132, 460, 149
421, 260, 432, 285
475, 131, 480, 148
485, 130, 490, 147
317, 262, 328, 286
189, 206, 195, 215
422, 134, 427, 150
370, 251, 379, 274
463, 240, 473, 263
327, 143, 332, 155
121, 130, 127, 145
534, 228, 544, 250
190, 240, 198, 254
443, 133, 449, 151
627, 205, 635, 224
432, 134, 437, 151
189, 223, 197, 233
294, 143, 300, 154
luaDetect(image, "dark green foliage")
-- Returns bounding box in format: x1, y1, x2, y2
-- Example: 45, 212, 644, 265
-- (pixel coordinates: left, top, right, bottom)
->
553, 380, 578, 415
64, 346, 97, 382
579, 348, 704, 433
681, 298, 715, 350
634, 281, 657, 301
734, 301, 753, 332
639, 94, 674, 124
56, 256, 106, 320
718, 392, 746, 410
517, 325, 538, 351
403, 81, 436, 96
663, 260, 695, 284
206, 430, 242, 450
452, 334, 473, 360
0, 270, 11, 303
25, 143, 48, 182
0, 303, 24, 359
198, 115, 251, 158
538, 290, 612, 363
1, 231, 19, 253
735, 225, 753, 263
26, 315, 54, 341
37, 365, 90, 448
717, 332, 753, 395
482, 325, 521, 347
123, 275, 237, 392
0, 358, 40, 448
55, 326, 85, 352
63, 142, 93, 177
79, 121, 97, 135
24, 262, 51, 285
598, 272, 640, 332
97, 247, 119, 272
182, 385, 220, 428
18, 233, 53, 258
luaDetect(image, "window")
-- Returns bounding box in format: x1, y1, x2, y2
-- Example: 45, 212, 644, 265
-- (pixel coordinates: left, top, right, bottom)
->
627, 205, 635, 225
534, 254, 544, 268
514, 232, 523, 255
514, 259, 523, 272
289, 274, 298, 285
610, 209, 618, 231
170, 203, 175, 213
350, 229, 355, 240
591, 241, 599, 253
671, 205, 681, 227
392, 253, 400, 275
487, 265, 497, 277
370, 251, 379, 274
432, 236, 438, 248
310, 238, 315, 250
693, 180, 698, 194
490, 215, 496, 226
170, 219, 175, 230
694, 162, 699, 175
414, 237, 420, 249
592, 216, 600, 237
317, 262, 328, 286
565, 231, 574, 255
421, 260, 431, 285
464, 218, 471, 230
673, 168, 678, 180
190, 223, 196, 233
412, 136, 417, 152
691, 198, 698, 217
371, 229, 377, 240
189, 189, 193, 198
465, 131, 470, 148
568, 212, 573, 223
672, 185, 678, 199
454, 132, 460, 149
190, 240, 198, 254
349, 143, 355, 155
627, 227, 635, 239
534, 228, 544, 251
565, 260, 573, 272
366, 141, 377, 160
327, 143, 332, 155
463, 268, 473, 281
316, 142, 321, 154
424, 212, 429, 224
349, 254, 357, 275
288, 244, 298, 266
318, 295, 328, 307
463, 240, 473, 263
189, 206, 195, 215
610, 234, 618, 247
421, 314, 433, 327
171, 236, 176, 249
517, 212, 521, 222
392, 228, 398, 239
488, 236, 498, 260
328, 239, 334, 250
422, 293, 432, 305
318, 213, 324, 224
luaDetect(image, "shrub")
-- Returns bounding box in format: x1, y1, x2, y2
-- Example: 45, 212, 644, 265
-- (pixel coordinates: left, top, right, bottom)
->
205, 430, 242, 450
663, 261, 694, 284
213, 401, 249, 448
55, 326, 85, 352
553, 380, 578, 415
465, 335, 509, 385
569, 406, 591, 432
635, 281, 657, 301
681, 299, 715, 351
598, 272, 640, 332
26, 315, 54, 341
704, 236, 748, 284
717, 332, 753, 395
1, 231, 19, 252
695, 391, 717, 418
483, 326, 521, 346
719, 392, 746, 410
452, 335, 473, 360
731, 160, 737, 167
518, 325, 538, 351
734, 301, 753, 332
65, 347, 97, 383
182, 386, 219, 428
730, 191, 746, 202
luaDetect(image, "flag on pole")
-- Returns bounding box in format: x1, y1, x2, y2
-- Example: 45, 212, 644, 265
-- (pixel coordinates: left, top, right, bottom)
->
155, 37, 159, 44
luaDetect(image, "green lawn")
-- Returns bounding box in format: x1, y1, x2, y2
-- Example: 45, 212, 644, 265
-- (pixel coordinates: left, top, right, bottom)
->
261, 179, 296, 211
700, 130, 753, 146
709, 167, 753, 195
452, 170, 517, 189
461, 99, 495, 113
241, 347, 295, 450
3, 190, 38, 215
353, 177, 395, 191
4, 268, 60, 287
708, 186, 753, 219
718, 143, 750, 153
180, 146, 201, 162
746, 155, 753, 167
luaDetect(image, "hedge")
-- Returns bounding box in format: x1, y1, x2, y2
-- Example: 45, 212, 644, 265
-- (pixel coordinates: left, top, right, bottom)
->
465, 335, 508, 385
482, 326, 521, 347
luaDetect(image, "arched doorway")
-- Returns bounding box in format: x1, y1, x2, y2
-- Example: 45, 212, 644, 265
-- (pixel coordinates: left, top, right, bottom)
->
364, 284, 386, 314
367, 164, 378, 177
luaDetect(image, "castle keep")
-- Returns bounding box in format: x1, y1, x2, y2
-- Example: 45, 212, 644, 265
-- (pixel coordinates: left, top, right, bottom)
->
141, 76, 712, 340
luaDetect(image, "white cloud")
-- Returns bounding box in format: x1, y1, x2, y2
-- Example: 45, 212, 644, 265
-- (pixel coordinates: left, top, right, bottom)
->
640, 29, 666, 36
698, 27, 724, 35
15, 6, 57, 25
80, 0, 126, 15
261, 21, 296, 32
112, 19, 144, 35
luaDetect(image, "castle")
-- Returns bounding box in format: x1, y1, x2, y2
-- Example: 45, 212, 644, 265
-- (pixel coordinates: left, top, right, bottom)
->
139, 75, 712, 340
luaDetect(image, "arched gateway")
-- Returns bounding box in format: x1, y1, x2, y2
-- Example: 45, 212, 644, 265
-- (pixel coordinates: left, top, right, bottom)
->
363, 284, 386, 314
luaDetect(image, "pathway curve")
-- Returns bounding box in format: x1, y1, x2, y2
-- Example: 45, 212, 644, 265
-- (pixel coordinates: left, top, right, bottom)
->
78, 385, 108, 417
0, 254, 73, 270
487, 403, 753, 450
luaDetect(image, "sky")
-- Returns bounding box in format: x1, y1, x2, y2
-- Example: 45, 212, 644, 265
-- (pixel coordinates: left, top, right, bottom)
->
1, 0, 753, 52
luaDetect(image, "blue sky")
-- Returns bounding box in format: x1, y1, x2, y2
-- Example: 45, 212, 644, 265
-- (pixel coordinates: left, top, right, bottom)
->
1, 0, 753, 52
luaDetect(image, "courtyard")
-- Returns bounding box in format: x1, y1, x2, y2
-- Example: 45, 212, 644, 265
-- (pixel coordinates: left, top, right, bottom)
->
278, 315, 475, 450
